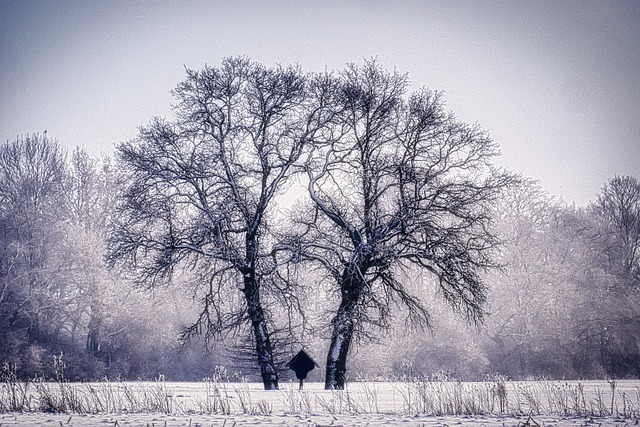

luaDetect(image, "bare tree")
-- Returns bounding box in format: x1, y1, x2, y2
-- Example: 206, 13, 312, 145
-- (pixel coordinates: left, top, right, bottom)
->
287, 60, 514, 389
587, 176, 640, 374
108, 57, 330, 389
593, 176, 640, 285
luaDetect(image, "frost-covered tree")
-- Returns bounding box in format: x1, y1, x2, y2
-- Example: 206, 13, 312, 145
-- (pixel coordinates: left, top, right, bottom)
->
593, 176, 640, 286
484, 176, 640, 378
0, 134, 68, 372
586, 176, 640, 375
61, 148, 119, 361
108, 57, 332, 389
484, 180, 582, 376
288, 60, 514, 389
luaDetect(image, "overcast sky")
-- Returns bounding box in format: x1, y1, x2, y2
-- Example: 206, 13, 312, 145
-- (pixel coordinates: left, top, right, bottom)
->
1, 0, 638, 206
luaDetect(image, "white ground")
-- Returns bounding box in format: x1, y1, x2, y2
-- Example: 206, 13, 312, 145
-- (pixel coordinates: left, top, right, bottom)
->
0, 412, 634, 426
1, 380, 638, 426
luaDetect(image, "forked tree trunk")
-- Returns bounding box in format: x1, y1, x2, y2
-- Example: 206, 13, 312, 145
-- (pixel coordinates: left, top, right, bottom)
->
325, 271, 363, 389
244, 274, 279, 390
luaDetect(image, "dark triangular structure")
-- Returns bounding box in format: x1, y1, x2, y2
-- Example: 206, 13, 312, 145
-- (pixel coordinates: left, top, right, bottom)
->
287, 349, 318, 388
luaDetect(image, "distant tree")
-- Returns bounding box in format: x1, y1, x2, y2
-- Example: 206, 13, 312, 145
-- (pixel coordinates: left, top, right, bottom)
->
287, 60, 514, 389
108, 57, 332, 389
0, 133, 67, 374
593, 176, 640, 285
484, 175, 640, 378
61, 148, 118, 361
586, 176, 640, 375
64, 148, 116, 233
483, 180, 587, 377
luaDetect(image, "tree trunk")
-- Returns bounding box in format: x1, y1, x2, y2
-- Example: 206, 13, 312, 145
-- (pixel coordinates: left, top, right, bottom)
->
86, 326, 100, 356
86, 304, 102, 357
325, 270, 362, 389
244, 274, 279, 390
325, 306, 356, 389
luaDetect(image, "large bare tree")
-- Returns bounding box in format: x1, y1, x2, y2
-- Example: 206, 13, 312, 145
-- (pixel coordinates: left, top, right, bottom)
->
288, 60, 514, 389
108, 57, 330, 389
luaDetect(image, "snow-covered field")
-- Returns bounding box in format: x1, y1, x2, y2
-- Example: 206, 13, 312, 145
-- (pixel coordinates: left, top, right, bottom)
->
1, 412, 636, 426
1, 380, 638, 426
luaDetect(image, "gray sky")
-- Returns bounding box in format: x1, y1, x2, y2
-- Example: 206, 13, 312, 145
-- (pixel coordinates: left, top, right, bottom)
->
1, 0, 639, 206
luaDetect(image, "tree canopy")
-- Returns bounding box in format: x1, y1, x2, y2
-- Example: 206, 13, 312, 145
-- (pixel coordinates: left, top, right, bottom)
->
281, 60, 515, 388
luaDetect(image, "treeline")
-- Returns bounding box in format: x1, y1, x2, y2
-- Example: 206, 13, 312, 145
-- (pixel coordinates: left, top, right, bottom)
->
0, 135, 223, 380
2, 142, 638, 382
1, 60, 638, 384
349, 178, 640, 381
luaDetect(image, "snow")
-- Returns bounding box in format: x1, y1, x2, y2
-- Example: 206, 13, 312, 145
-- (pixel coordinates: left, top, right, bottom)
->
0, 412, 632, 426
1, 380, 638, 426
329, 333, 343, 362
